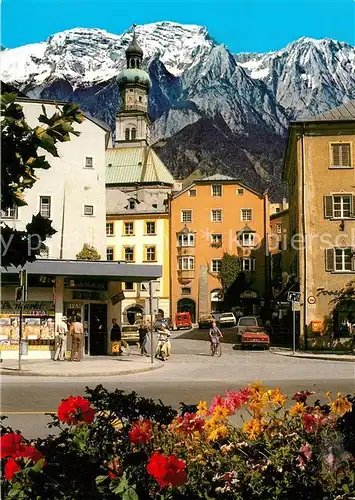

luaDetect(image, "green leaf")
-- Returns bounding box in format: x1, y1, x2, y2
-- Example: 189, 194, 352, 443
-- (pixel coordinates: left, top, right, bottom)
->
31, 458, 45, 473
123, 487, 139, 500
96, 475, 109, 485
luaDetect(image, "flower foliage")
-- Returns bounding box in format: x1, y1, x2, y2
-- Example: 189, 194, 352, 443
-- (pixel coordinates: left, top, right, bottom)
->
1, 383, 354, 499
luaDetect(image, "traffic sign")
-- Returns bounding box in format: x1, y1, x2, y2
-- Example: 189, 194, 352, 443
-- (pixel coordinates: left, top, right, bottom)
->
307, 296, 316, 305
292, 302, 301, 312
287, 291, 301, 302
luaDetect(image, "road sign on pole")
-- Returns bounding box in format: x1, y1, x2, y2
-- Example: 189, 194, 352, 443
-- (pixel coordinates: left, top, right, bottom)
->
287, 291, 301, 302
288, 295, 301, 356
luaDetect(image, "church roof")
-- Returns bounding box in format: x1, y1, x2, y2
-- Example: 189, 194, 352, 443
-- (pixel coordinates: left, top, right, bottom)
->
105, 146, 174, 186
106, 188, 165, 215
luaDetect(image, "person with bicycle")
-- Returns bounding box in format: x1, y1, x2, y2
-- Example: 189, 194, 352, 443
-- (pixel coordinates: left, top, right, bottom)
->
209, 321, 223, 354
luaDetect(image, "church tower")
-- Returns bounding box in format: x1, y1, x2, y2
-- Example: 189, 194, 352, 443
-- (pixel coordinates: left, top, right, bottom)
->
115, 29, 152, 144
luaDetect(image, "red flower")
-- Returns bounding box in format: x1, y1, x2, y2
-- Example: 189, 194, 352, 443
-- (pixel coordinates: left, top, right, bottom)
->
108, 471, 117, 479
147, 452, 187, 488
14, 445, 44, 463
292, 391, 314, 404
128, 420, 152, 444
4, 458, 22, 480
0, 433, 23, 458
57, 396, 95, 425
174, 413, 205, 434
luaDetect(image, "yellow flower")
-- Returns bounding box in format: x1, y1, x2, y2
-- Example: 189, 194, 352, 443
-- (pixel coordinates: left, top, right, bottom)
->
196, 400, 208, 416
289, 402, 306, 416
249, 401, 264, 418
248, 381, 265, 395
243, 418, 263, 440
211, 405, 229, 421
271, 388, 287, 406
208, 425, 229, 441
329, 395, 352, 417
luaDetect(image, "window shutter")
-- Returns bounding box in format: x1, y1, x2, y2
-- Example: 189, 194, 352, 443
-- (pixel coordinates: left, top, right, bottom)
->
332, 144, 341, 166
325, 248, 335, 272
341, 144, 350, 167
324, 196, 333, 218
352, 256, 355, 272
252, 258, 256, 271
352, 196, 355, 218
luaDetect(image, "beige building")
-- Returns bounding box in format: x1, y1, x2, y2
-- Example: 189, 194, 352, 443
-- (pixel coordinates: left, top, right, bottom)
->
283, 100, 355, 348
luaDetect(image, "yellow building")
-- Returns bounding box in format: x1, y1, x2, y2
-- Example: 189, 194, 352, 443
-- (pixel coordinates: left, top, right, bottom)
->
283, 100, 355, 348
170, 174, 270, 321
106, 188, 170, 323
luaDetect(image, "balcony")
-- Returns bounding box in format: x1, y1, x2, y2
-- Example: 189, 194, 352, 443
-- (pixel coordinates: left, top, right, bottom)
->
177, 269, 195, 284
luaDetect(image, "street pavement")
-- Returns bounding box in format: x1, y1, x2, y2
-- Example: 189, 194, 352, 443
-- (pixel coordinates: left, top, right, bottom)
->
1, 327, 354, 438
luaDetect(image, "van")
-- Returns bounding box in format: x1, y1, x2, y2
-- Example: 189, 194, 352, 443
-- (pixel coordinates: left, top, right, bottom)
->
175, 312, 192, 330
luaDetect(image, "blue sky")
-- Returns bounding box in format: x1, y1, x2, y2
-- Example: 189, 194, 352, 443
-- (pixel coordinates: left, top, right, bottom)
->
2, 0, 354, 52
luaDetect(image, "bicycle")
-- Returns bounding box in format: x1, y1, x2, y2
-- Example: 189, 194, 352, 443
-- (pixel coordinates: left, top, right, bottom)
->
210, 338, 222, 357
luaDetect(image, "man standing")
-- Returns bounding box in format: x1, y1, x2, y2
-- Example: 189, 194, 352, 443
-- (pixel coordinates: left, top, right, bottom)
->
110, 318, 122, 356
70, 316, 84, 362
53, 316, 68, 361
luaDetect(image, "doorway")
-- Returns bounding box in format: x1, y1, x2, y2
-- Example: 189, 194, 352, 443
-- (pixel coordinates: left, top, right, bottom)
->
126, 305, 143, 325
177, 299, 196, 322
89, 303, 107, 356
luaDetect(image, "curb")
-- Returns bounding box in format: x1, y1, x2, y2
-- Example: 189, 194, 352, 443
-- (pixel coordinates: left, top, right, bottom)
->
0, 361, 164, 377
269, 348, 355, 363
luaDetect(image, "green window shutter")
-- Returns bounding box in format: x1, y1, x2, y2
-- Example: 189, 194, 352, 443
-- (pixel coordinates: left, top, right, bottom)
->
324, 195, 333, 218
341, 144, 351, 167
332, 144, 341, 166
352, 196, 355, 218
325, 248, 335, 272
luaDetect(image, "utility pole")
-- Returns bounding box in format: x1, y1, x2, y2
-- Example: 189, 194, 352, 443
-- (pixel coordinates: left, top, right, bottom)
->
16, 269, 27, 371
149, 280, 154, 364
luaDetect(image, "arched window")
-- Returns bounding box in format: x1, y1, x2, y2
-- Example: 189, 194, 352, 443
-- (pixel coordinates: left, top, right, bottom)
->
125, 128, 130, 141
136, 59, 140, 69
131, 128, 136, 140
130, 59, 135, 68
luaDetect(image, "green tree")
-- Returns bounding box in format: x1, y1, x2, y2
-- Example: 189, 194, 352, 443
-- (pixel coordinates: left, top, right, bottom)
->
76, 244, 101, 261
218, 252, 241, 293
1, 93, 84, 267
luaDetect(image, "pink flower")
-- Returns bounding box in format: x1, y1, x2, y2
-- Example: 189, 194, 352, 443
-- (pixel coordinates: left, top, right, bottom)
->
174, 413, 205, 434
325, 451, 336, 472
209, 395, 225, 413
297, 443, 312, 471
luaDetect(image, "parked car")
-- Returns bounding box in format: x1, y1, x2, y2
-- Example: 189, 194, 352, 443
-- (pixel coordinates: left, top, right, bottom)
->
218, 312, 236, 327
198, 314, 214, 329
236, 316, 263, 338
175, 312, 192, 330
121, 323, 139, 344
241, 326, 270, 349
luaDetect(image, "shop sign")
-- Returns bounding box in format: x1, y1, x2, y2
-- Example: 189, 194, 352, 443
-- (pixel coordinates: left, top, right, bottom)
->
240, 290, 258, 299
64, 279, 107, 291
0, 301, 54, 315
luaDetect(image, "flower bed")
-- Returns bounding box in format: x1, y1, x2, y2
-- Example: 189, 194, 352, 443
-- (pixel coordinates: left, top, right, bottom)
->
1, 383, 354, 499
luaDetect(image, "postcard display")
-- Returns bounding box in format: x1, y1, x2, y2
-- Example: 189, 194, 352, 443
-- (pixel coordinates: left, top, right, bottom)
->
0, 301, 55, 350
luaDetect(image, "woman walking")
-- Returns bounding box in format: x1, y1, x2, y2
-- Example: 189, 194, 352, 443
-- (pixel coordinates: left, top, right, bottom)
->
139, 320, 149, 356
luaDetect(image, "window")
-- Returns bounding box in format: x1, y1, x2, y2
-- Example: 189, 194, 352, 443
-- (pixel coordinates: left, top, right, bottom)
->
242, 258, 256, 271
241, 232, 255, 247
324, 194, 354, 219
131, 128, 136, 140
275, 207, 280, 213
84, 205, 94, 216
129, 200, 135, 209
125, 128, 130, 141
241, 208, 252, 221
140, 281, 160, 291
211, 234, 222, 245
124, 222, 134, 235
106, 223, 114, 236
106, 247, 114, 261
85, 156, 93, 168
124, 282, 134, 290
189, 189, 197, 197
124, 247, 134, 262
178, 257, 194, 270
236, 188, 244, 196
1, 206, 18, 219
326, 248, 354, 272
212, 185, 222, 197
181, 210, 192, 223
211, 259, 222, 273
211, 209, 222, 222
146, 246, 156, 261
331, 143, 351, 168
139, 96, 142, 102
40, 196, 51, 218
276, 223, 282, 234
146, 221, 156, 234
181, 287, 191, 295
177, 233, 195, 247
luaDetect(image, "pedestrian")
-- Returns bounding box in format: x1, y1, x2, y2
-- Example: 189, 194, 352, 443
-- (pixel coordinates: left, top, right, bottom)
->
138, 320, 149, 356
110, 317, 121, 356
53, 315, 68, 361
70, 316, 84, 362
162, 324, 171, 358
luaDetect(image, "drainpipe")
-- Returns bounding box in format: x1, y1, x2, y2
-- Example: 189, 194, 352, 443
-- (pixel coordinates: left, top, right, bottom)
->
168, 193, 173, 321
263, 191, 270, 306
301, 125, 308, 349
59, 182, 66, 259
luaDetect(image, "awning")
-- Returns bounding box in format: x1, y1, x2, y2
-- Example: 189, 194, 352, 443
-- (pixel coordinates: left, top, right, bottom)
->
1, 259, 162, 282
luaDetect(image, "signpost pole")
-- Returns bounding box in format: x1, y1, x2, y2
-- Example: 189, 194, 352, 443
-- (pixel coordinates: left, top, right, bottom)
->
149, 281, 154, 364
18, 301, 23, 371
292, 306, 296, 355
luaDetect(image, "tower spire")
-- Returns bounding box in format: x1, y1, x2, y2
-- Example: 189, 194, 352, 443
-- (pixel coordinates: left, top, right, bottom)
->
126, 24, 143, 69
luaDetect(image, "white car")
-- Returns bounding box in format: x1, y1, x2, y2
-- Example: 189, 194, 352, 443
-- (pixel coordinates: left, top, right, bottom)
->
218, 312, 236, 327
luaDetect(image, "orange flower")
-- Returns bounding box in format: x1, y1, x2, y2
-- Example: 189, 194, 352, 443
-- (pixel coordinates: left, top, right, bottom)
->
196, 400, 208, 416
271, 388, 287, 407
243, 418, 263, 440
289, 402, 307, 416
329, 395, 352, 417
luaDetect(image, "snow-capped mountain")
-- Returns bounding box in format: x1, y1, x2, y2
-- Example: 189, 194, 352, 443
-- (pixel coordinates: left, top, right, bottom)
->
2, 22, 355, 198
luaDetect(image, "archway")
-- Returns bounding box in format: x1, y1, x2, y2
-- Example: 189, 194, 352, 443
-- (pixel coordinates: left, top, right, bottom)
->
125, 305, 143, 325
177, 298, 196, 322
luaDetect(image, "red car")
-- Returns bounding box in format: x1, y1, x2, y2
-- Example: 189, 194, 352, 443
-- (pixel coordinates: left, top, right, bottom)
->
241, 327, 270, 350
175, 312, 192, 330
